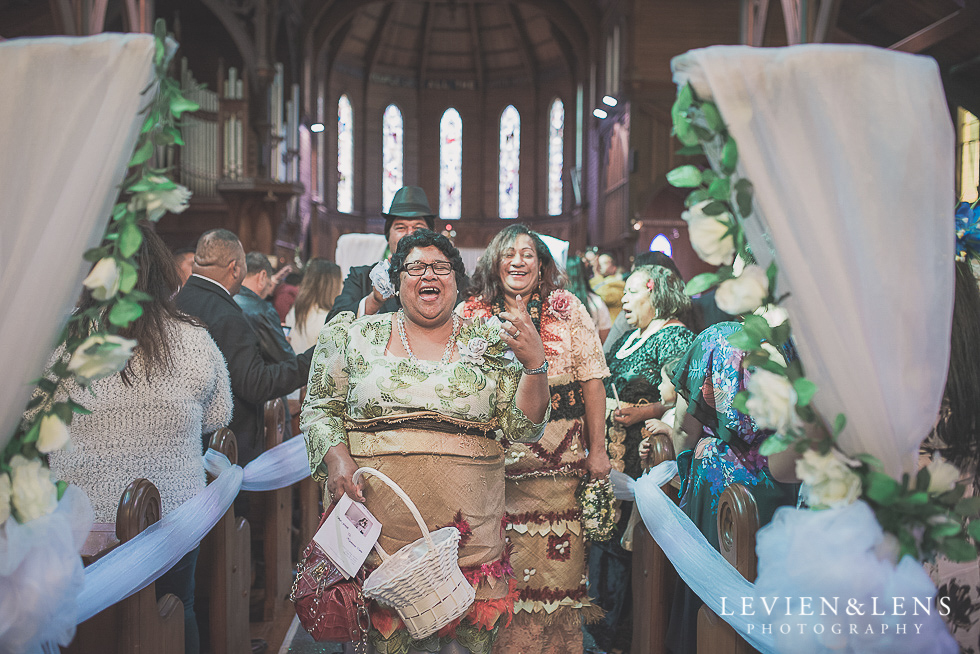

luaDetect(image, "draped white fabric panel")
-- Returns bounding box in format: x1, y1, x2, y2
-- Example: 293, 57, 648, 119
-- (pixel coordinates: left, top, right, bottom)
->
335, 233, 388, 277
0, 34, 157, 454
672, 45, 954, 478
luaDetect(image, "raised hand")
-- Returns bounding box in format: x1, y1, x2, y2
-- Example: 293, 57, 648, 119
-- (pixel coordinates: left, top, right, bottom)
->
498, 294, 547, 370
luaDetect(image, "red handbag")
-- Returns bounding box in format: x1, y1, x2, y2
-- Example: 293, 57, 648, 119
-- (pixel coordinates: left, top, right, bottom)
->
290, 503, 371, 643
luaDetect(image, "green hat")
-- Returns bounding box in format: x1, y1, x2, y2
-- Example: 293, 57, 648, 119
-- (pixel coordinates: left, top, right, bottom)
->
384, 186, 436, 237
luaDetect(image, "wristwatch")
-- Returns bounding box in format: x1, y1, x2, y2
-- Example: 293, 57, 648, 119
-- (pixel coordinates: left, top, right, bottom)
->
522, 360, 549, 375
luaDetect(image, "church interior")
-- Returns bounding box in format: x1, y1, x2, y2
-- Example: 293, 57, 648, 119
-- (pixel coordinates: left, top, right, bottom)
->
2, 1, 980, 654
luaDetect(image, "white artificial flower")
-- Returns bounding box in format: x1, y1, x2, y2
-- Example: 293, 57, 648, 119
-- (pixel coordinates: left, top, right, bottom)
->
37, 414, 70, 454
458, 337, 488, 366
682, 201, 736, 266
744, 369, 801, 434
82, 257, 121, 301
127, 176, 192, 221
0, 472, 11, 524
796, 449, 862, 510
67, 334, 137, 385
369, 260, 396, 299
926, 452, 961, 494
715, 265, 769, 315
9, 455, 58, 523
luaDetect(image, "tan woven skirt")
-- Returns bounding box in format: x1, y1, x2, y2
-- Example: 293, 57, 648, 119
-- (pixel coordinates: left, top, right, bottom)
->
350, 427, 509, 601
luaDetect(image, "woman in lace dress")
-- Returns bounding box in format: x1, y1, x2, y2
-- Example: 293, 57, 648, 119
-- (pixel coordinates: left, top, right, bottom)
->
460, 225, 611, 654
588, 264, 695, 654
301, 229, 550, 654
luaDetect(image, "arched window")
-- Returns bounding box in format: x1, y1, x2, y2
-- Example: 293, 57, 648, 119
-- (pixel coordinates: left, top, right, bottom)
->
499, 105, 520, 219
337, 94, 353, 213
548, 99, 564, 215
382, 104, 404, 212
439, 108, 462, 219
650, 233, 672, 257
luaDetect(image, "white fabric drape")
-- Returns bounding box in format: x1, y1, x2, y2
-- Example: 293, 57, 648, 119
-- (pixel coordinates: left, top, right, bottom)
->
0, 34, 158, 455
335, 233, 388, 277
673, 45, 954, 479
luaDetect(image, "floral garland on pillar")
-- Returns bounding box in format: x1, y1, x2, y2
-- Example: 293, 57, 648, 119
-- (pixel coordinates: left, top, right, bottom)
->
667, 82, 980, 564
0, 20, 198, 527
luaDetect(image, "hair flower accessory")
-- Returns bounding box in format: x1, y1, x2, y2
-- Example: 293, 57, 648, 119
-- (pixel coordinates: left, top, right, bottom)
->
457, 316, 515, 370
370, 259, 396, 299
547, 289, 574, 319
955, 201, 980, 263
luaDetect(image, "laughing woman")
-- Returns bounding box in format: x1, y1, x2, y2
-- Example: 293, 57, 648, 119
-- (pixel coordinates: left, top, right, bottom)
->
301, 229, 550, 654
460, 225, 611, 654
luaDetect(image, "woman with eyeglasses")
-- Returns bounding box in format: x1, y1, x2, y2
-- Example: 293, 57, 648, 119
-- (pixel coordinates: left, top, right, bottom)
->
300, 229, 550, 654
459, 225, 611, 654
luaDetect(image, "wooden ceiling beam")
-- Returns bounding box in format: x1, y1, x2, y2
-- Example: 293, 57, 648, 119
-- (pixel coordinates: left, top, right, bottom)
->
468, 4, 485, 91
364, 3, 394, 80
889, 9, 968, 53
506, 3, 538, 85
417, 1, 433, 88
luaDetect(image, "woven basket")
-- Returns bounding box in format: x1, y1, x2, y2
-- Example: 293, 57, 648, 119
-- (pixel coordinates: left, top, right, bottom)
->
353, 467, 476, 640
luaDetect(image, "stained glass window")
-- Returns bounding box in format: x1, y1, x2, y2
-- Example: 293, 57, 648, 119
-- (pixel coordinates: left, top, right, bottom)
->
382, 104, 404, 212
650, 234, 672, 257
439, 108, 462, 219
548, 99, 564, 215
499, 105, 520, 219
959, 108, 979, 203
337, 94, 353, 213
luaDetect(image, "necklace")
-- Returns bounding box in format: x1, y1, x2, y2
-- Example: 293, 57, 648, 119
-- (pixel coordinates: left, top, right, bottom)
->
397, 310, 460, 366
615, 318, 671, 359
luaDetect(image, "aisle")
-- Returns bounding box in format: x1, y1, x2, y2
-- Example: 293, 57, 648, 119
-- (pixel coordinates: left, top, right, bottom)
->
277, 615, 344, 654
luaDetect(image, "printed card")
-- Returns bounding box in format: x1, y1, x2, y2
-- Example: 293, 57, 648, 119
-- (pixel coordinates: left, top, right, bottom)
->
313, 493, 382, 578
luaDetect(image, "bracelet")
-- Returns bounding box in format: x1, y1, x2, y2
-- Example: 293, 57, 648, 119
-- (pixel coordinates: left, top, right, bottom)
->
521, 360, 549, 375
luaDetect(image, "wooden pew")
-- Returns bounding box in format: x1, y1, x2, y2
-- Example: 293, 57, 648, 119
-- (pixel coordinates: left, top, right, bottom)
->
697, 483, 759, 654
251, 398, 293, 623
632, 431, 680, 654
197, 427, 251, 654
65, 479, 184, 654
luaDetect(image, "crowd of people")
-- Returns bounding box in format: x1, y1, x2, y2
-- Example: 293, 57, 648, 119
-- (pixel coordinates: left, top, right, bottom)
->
49, 183, 977, 654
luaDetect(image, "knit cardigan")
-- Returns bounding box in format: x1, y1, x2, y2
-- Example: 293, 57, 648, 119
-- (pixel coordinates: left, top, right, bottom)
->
48, 320, 233, 523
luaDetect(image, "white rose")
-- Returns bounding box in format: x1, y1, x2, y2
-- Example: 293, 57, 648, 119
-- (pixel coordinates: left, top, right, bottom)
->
37, 413, 71, 454
127, 177, 192, 221
0, 473, 11, 524
67, 334, 137, 385
9, 455, 58, 523
714, 265, 769, 315
82, 257, 121, 301
682, 201, 736, 266
467, 337, 489, 357
744, 369, 801, 434
796, 449, 862, 509
926, 452, 961, 494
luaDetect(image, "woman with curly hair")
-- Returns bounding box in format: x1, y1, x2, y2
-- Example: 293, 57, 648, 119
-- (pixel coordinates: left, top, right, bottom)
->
460, 224, 611, 654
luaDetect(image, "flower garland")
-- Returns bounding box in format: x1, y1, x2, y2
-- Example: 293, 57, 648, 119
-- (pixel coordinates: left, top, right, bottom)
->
0, 20, 197, 526
667, 83, 980, 563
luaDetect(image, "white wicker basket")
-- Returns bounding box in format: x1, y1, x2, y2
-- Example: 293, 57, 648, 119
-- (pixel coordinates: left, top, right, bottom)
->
353, 467, 476, 640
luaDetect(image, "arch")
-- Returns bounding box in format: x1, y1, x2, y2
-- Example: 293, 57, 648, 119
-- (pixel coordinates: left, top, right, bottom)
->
499, 105, 521, 219
440, 108, 462, 219
382, 104, 404, 213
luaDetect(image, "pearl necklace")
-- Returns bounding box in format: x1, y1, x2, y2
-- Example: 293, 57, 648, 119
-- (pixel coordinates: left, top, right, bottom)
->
397, 310, 461, 366
615, 318, 670, 359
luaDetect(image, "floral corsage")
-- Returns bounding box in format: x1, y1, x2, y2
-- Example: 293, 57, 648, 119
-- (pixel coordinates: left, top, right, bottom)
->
576, 476, 617, 542
547, 289, 574, 320
457, 316, 516, 370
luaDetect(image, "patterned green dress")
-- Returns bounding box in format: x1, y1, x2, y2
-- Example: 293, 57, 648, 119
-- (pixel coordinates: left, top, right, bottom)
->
301, 312, 548, 654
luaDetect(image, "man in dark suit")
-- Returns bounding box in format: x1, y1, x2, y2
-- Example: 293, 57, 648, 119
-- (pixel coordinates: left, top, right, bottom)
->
327, 185, 435, 320
176, 229, 313, 465
235, 252, 295, 363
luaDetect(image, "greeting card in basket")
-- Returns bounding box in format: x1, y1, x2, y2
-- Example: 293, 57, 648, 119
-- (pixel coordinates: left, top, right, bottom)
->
313, 493, 382, 578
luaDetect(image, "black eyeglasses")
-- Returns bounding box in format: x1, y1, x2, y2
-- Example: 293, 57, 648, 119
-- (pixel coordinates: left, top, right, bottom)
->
403, 261, 454, 276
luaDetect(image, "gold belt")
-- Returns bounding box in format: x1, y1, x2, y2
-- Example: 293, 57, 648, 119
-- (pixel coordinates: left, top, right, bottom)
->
345, 412, 503, 459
